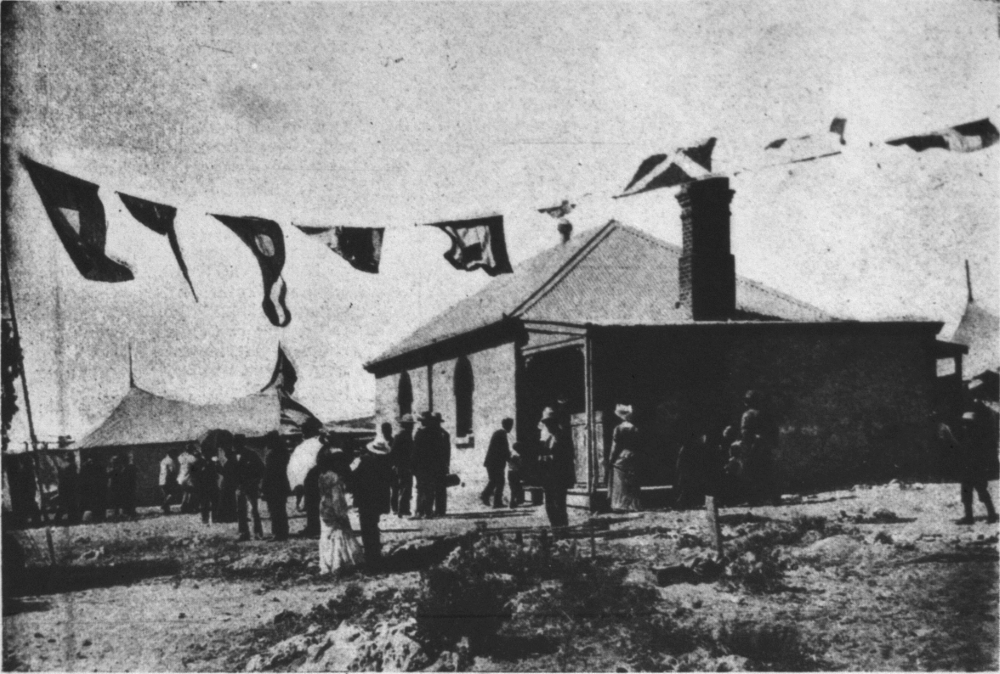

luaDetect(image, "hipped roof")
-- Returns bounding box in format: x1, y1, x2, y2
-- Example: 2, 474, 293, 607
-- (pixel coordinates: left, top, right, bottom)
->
367, 221, 832, 368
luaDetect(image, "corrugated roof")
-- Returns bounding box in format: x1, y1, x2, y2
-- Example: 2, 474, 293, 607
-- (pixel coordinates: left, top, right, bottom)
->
79, 387, 282, 448
368, 221, 832, 367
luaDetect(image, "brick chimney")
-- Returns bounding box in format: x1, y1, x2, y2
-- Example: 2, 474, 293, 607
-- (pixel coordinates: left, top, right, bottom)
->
675, 176, 736, 320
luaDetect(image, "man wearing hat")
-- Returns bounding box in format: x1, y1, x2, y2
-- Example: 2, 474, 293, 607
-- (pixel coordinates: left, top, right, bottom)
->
412, 411, 439, 518
391, 414, 416, 517
954, 409, 999, 525
536, 407, 575, 528
353, 428, 394, 567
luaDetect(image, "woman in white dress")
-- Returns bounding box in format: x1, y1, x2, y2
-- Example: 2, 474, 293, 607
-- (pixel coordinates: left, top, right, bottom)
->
317, 446, 365, 576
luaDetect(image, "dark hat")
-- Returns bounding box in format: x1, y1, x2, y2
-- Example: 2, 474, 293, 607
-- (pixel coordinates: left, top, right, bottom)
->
418, 411, 435, 423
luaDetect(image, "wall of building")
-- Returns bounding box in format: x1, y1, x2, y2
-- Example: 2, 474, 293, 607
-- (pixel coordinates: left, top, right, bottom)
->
373, 341, 518, 487
593, 326, 938, 492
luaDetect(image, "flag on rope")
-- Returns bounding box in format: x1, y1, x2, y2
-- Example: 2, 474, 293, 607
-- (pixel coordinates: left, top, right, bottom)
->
277, 388, 322, 437
426, 214, 513, 276
19, 156, 134, 282
260, 344, 298, 395
293, 224, 384, 274
886, 117, 999, 153
537, 199, 576, 222
210, 214, 291, 327
616, 137, 717, 198
117, 192, 198, 300
762, 117, 847, 165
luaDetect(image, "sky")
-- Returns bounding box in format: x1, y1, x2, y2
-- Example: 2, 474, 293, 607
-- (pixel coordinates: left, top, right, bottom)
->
2, 0, 998, 448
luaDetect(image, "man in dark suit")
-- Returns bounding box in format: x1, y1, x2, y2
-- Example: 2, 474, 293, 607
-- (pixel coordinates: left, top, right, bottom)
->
234, 435, 265, 541
261, 431, 292, 541
390, 414, 415, 517
481, 418, 513, 508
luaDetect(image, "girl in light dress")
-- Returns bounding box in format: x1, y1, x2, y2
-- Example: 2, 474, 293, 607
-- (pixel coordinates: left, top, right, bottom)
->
317, 446, 365, 576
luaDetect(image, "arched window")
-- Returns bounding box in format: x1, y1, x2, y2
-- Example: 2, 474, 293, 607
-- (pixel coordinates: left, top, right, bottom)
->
398, 371, 413, 417
454, 356, 474, 437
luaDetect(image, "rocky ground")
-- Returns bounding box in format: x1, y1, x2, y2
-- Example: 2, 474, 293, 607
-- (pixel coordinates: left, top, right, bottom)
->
3, 479, 998, 672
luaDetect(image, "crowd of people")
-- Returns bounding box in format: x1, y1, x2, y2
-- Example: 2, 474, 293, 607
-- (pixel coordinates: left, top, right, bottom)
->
5, 384, 997, 581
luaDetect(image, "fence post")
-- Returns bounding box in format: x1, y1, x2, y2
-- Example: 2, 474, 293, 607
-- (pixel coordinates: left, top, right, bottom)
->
705, 495, 723, 558
589, 520, 597, 558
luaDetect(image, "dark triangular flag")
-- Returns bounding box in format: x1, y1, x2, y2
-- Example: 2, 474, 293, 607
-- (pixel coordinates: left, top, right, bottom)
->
261, 344, 298, 395
425, 215, 512, 276
763, 117, 846, 164
537, 200, 576, 221
20, 156, 133, 282
616, 138, 716, 198
277, 389, 322, 438
293, 225, 384, 273
887, 117, 999, 153
210, 214, 291, 327
118, 192, 198, 300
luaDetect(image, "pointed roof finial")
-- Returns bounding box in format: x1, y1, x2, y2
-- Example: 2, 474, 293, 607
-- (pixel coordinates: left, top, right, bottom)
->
966, 260, 974, 304
128, 342, 135, 388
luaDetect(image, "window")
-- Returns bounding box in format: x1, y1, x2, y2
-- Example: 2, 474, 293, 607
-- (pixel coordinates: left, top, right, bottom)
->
454, 356, 474, 437
398, 371, 413, 417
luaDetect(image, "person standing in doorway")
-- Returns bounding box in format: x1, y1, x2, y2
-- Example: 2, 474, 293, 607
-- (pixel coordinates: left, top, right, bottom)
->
608, 404, 642, 512
262, 431, 292, 541
390, 414, 415, 517
536, 408, 575, 529
234, 435, 265, 541
54, 453, 80, 524
508, 441, 525, 508
481, 418, 513, 508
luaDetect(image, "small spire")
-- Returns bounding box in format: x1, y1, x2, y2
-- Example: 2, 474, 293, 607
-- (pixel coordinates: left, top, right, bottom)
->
128, 342, 135, 388
965, 260, 974, 304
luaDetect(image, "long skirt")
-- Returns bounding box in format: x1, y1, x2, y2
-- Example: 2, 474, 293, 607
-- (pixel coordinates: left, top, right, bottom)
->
610, 463, 641, 512
319, 518, 365, 576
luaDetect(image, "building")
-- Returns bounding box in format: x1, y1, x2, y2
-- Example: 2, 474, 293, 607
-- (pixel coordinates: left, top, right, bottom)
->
365, 177, 958, 509
75, 349, 321, 507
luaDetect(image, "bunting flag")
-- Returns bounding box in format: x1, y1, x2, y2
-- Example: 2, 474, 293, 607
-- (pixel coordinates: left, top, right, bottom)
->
261, 344, 298, 395
886, 117, 999, 153
537, 199, 576, 222
426, 214, 513, 276
210, 214, 291, 327
118, 192, 198, 300
616, 137, 717, 198
293, 224, 384, 273
278, 388, 322, 437
19, 156, 134, 282
762, 116, 847, 165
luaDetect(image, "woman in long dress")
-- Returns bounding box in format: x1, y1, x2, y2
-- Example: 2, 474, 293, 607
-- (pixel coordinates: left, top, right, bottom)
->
318, 446, 365, 576
608, 403, 642, 512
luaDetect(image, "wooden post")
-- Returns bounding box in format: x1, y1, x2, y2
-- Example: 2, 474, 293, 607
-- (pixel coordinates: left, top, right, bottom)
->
705, 496, 723, 558
45, 527, 56, 566
540, 529, 550, 559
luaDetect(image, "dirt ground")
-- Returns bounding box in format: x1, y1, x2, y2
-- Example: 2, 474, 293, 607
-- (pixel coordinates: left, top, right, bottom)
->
3, 479, 998, 672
